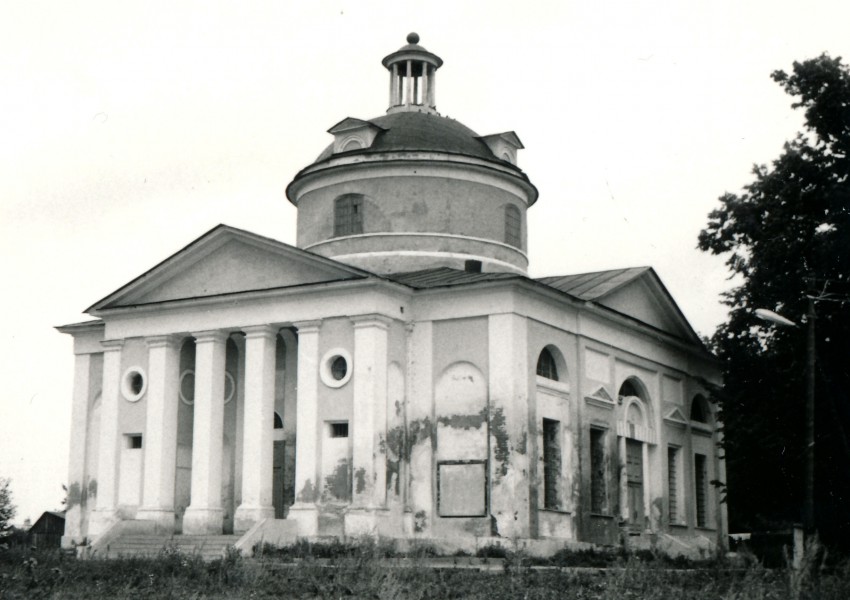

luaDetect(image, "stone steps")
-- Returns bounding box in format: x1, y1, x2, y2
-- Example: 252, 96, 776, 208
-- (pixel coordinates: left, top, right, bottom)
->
99, 534, 242, 560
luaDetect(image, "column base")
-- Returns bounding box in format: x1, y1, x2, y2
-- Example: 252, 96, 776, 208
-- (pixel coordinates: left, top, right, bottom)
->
136, 507, 177, 533
344, 507, 389, 537
88, 508, 118, 538
182, 507, 224, 535
287, 503, 319, 536
234, 504, 275, 533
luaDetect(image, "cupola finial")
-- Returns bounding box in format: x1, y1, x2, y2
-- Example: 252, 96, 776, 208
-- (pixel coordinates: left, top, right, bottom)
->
382, 33, 443, 113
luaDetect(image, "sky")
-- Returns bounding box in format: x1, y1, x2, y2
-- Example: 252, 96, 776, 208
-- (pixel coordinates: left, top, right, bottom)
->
1, 0, 848, 525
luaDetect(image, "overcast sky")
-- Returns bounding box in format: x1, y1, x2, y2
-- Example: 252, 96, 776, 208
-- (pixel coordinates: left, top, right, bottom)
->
2, 0, 848, 524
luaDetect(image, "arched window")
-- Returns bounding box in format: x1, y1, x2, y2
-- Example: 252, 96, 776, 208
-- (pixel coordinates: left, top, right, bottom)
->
690, 395, 709, 423
342, 138, 363, 152
504, 204, 521, 247
273, 412, 283, 429
334, 194, 364, 237
618, 379, 640, 400
536, 348, 559, 381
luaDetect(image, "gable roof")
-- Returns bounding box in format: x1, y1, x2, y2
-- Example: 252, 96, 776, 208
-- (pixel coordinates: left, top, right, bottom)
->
536, 267, 702, 344
536, 267, 651, 300
87, 225, 376, 313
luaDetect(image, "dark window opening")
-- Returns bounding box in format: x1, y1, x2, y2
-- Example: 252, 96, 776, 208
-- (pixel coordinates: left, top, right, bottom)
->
330, 422, 349, 438
695, 453, 708, 527
274, 412, 283, 430
334, 195, 364, 237
129, 372, 144, 395
542, 419, 561, 510
536, 348, 559, 381
619, 380, 640, 399
504, 204, 521, 247
590, 428, 606, 513
330, 356, 348, 381
128, 434, 143, 449
691, 396, 709, 423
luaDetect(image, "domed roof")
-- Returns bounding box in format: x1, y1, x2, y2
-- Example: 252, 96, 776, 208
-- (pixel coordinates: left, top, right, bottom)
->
312, 111, 515, 168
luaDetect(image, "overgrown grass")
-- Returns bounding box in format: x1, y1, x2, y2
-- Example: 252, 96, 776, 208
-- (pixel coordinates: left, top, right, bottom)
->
1, 539, 849, 599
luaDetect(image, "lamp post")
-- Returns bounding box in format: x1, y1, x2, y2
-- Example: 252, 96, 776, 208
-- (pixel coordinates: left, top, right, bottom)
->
755, 298, 816, 535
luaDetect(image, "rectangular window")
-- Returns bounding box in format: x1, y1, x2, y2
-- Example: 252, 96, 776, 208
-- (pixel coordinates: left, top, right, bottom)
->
668, 446, 679, 523
542, 419, 561, 510
695, 453, 708, 527
334, 195, 363, 237
505, 204, 521, 247
590, 428, 607, 513
330, 422, 349, 438
127, 434, 143, 449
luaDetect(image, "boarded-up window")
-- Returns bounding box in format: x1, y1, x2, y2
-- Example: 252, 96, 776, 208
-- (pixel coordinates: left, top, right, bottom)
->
668, 446, 679, 523
695, 453, 708, 527
505, 204, 521, 247
334, 194, 364, 237
543, 419, 561, 509
590, 428, 606, 513
437, 461, 487, 517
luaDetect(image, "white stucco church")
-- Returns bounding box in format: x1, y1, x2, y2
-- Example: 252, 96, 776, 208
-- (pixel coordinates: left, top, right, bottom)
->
59, 34, 727, 556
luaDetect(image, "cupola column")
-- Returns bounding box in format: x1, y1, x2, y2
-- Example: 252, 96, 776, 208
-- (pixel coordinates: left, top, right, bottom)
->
382, 33, 443, 113
405, 60, 413, 106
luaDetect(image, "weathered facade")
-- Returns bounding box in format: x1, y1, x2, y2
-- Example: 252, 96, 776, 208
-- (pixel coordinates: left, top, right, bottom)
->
59, 34, 726, 555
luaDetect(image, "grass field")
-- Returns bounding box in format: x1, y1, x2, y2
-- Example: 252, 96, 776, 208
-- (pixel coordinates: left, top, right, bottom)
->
2, 540, 849, 599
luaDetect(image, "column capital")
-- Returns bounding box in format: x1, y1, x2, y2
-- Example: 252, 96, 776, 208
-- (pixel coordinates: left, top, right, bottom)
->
351, 314, 393, 330
242, 324, 279, 340
144, 334, 181, 350
192, 330, 229, 345
294, 320, 322, 335
101, 339, 124, 352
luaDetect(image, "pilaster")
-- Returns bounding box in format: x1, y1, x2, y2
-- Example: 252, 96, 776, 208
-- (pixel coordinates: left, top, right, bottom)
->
488, 313, 531, 538
406, 321, 433, 535
137, 335, 181, 532
345, 314, 391, 535
183, 330, 227, 535
234, 325, 278, 532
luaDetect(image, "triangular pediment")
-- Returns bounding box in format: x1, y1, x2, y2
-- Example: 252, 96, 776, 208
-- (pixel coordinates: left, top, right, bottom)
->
664, 407, 689, 426
585, 385, 616, 409
88, 225, 372, 313
592, 269, 701, 343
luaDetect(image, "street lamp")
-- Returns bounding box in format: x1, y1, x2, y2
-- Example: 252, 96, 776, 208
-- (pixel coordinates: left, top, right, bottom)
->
755, 299, 816, 535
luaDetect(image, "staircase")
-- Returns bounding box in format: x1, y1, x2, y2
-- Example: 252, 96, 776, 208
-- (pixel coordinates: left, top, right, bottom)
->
98, 534, 242, 560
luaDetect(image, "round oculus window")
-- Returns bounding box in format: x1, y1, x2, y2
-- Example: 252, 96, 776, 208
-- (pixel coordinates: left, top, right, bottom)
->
121, 367, 147, 402
320, 348, 353, 388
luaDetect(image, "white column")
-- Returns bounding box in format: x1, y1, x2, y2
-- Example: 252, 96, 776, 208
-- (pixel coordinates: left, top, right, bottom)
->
234, 325, 277, 532
62, 352, 91, 546
346, 315, 390, 535
488, 313, 530, 538
183, 330, 227, 535
287, 320, 321, 536
405, 60, 413, 105
137, 335, 180, 532
428, 68, 436, 106
420, 62, 429, 106
89, 339, 124, 537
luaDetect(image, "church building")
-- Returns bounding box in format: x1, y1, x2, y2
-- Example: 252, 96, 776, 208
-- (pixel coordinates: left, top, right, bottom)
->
58, 34, 726, 556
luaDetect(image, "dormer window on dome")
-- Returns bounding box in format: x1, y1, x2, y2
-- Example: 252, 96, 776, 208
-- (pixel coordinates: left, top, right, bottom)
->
382, 33, 443, 113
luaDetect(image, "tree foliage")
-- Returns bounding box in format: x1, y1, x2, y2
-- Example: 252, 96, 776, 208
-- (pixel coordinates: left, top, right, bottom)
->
0, 477, 15, 539
698, 54, 850, 548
